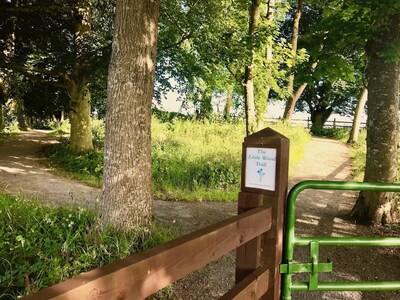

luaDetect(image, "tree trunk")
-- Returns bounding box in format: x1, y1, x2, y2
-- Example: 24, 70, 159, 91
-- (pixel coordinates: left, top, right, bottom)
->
65, 0, 94, 153
310, 106, 333, 134
351, 15, 400, 225
282, 0, 303, 121
68, 79, 94, 152
0, 77, 7, 131
243, 0, 262, 136
223, 89, 233, 120
347, 87, 367, 144
264, 0, 275, 100
199, 88, 213, 120
15, 99, 28, 131
0, 105, 4, 131
100, 0, 160, 232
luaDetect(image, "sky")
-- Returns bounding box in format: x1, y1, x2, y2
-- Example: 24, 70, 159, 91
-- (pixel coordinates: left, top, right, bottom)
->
159, 92, 367, 125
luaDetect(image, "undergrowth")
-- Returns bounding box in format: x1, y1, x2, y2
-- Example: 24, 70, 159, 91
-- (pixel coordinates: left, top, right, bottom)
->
44, 116, 311, 201
349, 130, 366, 181
0, 192, 174, 299
311, 127, 350, 141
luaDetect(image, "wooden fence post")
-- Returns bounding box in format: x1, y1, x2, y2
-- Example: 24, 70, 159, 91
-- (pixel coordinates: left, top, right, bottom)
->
235, 128, 289, 300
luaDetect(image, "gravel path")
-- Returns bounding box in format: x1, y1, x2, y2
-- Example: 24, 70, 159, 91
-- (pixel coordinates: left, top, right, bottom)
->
0, 131, 399, 300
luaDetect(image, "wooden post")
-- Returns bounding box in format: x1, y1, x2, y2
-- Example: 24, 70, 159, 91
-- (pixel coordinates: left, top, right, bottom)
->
235, 128, 289, 300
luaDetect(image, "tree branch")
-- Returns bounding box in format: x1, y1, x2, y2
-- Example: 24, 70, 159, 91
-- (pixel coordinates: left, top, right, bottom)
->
159, 32, 193, 51
226, 64, 240, 83
4, 5, 71, 14
0, 62, 68, 80
0, 62, 69, 89
22, 72, 68, 90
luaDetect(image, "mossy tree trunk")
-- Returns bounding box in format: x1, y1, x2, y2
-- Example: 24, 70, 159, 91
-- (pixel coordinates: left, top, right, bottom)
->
243, 0, 261, 136
282, 0, 303, 121
198, 88, 213, 120
223, 89, 233, 120
100, 0, 160, 232
351, 15, 400, 225
66, 1, 94, 153
347, 87, 367, 144
310, 106, 333, 134
0, 77, 7, 131
68, 78, 93, 152
0, 104, 4, 131
264, 0, 275, 102
15, 99, 28, 130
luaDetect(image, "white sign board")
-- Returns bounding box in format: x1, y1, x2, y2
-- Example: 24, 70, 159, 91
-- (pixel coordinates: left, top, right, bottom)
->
245, 147, 277, 191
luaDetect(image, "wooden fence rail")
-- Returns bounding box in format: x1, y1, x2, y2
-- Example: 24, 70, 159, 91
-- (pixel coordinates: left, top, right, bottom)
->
22, 207, 272, 300
265, 117, 366, 129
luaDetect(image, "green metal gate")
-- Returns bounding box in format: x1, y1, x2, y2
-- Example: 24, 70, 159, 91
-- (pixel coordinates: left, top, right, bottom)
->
280, 180, 400, 300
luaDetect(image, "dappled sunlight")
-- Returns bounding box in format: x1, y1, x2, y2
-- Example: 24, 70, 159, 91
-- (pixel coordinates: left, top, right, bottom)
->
0, 165, 42, 175
0, 131, 99, 209
297, 215, 321, 226
331, 218, 358, 237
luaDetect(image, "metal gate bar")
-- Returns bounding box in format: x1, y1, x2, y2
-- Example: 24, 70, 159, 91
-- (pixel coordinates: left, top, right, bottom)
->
281, 180, 400, 300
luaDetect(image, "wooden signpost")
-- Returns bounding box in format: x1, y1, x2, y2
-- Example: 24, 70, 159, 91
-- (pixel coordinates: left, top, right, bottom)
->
236, 127, 289, 300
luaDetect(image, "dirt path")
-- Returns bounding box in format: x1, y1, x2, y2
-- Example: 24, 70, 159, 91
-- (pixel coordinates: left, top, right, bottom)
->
0, 131, 99, 208
0, 131, 399, 300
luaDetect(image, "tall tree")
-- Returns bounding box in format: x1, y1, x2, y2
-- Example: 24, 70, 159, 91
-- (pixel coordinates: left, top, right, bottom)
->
296, 78, 358, 132
282, 0, 304, 120
351, 10, 400, 224
347, 87, 367, 144
100, 0, 160, 231
243, 0, 262, 135
0, 0, 113, 152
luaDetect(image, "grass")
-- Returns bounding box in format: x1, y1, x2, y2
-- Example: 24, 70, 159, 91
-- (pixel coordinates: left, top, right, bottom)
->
311, 127, 350, 142
44, 116, 311, 201
0, 132, 11, 143
43, 139, 103, 187
0, 192, 175, 299
349, 130, 367, 181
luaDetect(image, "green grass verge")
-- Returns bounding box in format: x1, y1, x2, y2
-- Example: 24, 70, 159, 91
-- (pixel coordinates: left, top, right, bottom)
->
43, 139, 103, 187
311, 127, 350, 142
0, 132, 13, 143
0, 192, 175, 299
349, 130, 366, 181
44, 117, 311, 202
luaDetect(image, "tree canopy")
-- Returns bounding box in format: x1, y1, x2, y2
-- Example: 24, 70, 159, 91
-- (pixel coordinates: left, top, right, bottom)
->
1, 0, 399, 226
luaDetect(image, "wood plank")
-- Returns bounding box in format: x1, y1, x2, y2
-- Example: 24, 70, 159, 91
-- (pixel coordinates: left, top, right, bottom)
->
221, 267, 269, 300
236, 192, 264, 282
236, 128, 289, 300
22, 207, 272, 300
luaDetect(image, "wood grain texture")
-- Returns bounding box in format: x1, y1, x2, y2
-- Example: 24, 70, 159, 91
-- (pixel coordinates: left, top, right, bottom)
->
221, 266, 269, 300
22, 207, 271, 300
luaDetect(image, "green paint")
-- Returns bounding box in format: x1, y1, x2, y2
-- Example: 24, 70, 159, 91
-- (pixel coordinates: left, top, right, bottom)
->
281, 180, 400, 300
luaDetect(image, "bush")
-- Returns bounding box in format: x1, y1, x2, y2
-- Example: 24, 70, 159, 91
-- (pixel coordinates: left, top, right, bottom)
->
4, 119, 20, 134
311, 127, 350, 141
349, 129, 366, 181
0, 192, 174, 299
91, 119, 105, 149
43, 139, 104, 186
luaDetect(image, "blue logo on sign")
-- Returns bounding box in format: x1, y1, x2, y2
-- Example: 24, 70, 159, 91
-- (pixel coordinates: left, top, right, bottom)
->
257, 168, 265, 182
